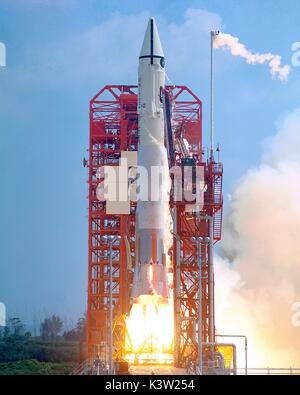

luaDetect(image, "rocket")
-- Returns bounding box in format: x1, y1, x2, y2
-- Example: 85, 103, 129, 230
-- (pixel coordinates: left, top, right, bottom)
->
131, 18, 170, 303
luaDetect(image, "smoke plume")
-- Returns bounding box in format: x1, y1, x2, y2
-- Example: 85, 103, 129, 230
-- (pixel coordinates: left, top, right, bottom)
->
214, 32, 290, 82
215, 107, 300, 368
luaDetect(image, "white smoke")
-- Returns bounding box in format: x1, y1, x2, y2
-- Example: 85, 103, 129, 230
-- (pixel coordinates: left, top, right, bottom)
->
214, 32, 290, 82
216, 107, 300, 368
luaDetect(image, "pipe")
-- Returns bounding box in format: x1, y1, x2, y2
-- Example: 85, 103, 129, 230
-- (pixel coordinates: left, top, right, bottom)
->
198, 215, 214, 360
209, 216, 214, 351
109, 239, 113, 375
197, 237, 203, 374
173, 208, 181, 367
105, 309, 107, 365
210, 31, 215, 161
210, 31, 220, 161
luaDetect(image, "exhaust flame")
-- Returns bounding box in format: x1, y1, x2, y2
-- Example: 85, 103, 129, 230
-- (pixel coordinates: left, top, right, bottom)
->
214, 32, 290, 81
125, 295, 174, 364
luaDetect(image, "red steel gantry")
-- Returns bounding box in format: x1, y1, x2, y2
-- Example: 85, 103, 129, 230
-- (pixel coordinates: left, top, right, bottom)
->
86, 84, 223, 367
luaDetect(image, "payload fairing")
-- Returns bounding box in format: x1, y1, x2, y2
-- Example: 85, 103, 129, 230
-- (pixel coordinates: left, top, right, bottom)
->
131, 18, 170, 303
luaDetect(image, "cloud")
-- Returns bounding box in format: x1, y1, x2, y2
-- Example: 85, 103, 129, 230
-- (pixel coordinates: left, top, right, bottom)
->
216, 107, 300, 368
164, 8, 222, 76
12, 8, 222, 88
6, 0, 77, 8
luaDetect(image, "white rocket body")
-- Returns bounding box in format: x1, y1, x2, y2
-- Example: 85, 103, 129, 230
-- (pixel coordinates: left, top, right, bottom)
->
131, 18, 169, 303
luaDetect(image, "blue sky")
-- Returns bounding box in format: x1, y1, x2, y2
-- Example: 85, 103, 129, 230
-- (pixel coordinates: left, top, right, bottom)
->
0, 0, 300, 327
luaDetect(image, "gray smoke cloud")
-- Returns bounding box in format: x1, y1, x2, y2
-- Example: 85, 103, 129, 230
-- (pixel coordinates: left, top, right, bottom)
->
215, 107, 300, 368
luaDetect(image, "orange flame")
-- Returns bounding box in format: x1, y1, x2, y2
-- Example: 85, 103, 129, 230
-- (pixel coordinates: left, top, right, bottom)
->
125, 294, 174, 364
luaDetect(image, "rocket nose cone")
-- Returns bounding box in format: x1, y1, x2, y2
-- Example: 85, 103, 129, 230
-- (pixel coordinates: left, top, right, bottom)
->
139, 17, 164, 58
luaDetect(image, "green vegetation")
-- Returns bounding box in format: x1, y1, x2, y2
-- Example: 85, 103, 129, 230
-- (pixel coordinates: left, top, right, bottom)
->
0, 360, 76, 375
0, 315, 86, 375
0, 337, 81, 363
40, 315, 63, 341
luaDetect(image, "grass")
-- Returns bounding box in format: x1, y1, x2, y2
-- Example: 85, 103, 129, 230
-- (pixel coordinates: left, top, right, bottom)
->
0, 359, 77, 375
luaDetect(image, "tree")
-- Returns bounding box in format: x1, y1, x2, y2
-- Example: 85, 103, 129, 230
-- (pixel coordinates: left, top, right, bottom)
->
3, 325, 10, 338
40, 315, 63, 341
76, 316, 86, 340
63, 315, 86, 341
9, 317, 25, 337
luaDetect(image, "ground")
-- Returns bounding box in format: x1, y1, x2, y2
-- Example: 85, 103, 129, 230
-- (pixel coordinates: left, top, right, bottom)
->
130, 365, 189, 375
